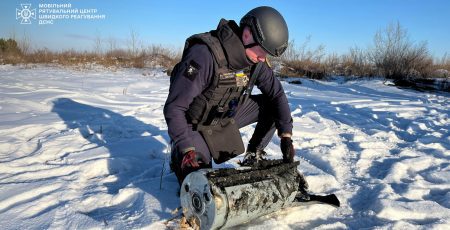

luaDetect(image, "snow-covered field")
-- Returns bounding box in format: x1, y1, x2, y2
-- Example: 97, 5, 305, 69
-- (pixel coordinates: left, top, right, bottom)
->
0, 64, 449, 229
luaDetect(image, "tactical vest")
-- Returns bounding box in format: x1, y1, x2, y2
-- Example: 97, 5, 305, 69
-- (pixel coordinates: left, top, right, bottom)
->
182, 31, 256, 130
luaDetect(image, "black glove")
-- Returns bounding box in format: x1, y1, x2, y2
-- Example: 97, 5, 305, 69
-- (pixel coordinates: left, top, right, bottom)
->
280, 137, 295, 163
181, 150, 200, 170
179, 150, 204, 183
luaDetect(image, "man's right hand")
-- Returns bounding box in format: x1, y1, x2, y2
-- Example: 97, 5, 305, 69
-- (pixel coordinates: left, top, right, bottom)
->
181, 150, 200, 171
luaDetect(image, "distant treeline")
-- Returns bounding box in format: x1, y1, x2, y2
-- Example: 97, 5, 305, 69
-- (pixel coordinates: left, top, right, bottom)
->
0, 36, 181, 72
276, 22, 449, 81
1, 22, 449, 83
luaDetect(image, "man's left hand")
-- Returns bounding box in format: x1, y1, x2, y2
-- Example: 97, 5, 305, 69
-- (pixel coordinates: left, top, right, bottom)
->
280, 136, 295, 163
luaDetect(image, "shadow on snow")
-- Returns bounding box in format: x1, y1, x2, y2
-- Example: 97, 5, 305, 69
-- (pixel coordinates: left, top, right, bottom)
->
51, 98, 179, 225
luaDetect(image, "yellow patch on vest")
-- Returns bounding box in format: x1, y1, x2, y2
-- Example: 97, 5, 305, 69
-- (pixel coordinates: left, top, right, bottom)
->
235, 70, 249, 87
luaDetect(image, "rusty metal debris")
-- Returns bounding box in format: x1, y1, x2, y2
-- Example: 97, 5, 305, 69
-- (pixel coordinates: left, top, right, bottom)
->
180, 160, 339, 229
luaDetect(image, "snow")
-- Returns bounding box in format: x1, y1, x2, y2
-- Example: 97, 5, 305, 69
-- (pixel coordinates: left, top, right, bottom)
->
0, 64, 449, 229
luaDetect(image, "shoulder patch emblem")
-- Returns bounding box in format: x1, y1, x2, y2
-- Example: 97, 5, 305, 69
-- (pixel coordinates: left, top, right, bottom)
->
184, 60, 200, 81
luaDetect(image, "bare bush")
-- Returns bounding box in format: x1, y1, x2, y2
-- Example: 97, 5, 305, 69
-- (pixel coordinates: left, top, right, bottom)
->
127, 28, 141, 57
25, 48, 55, 63
0, 38, 24, 64
147, 44, 182, 69
19, 30, 32, 55
279, 37, 327, 79
0, 38, 22, 54
107, 36, 117, 54
93, 30, 103, 55
433, 53, 450, 78
342, 46, 373, 77
370, 22, 432, 79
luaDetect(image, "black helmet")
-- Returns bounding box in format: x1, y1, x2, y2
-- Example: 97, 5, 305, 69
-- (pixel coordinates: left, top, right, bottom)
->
240, 6, 289, 57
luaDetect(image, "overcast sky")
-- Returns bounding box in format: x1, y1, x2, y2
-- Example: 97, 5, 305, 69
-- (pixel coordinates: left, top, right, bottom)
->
1, 0, 449, 58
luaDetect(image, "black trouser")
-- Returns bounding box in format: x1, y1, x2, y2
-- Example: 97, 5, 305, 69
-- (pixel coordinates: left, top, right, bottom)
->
170, 94, 276, 183
234, 94, 277, 152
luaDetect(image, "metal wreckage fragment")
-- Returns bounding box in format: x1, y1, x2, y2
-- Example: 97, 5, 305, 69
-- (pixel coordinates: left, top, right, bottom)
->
180, 160, 340, 229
